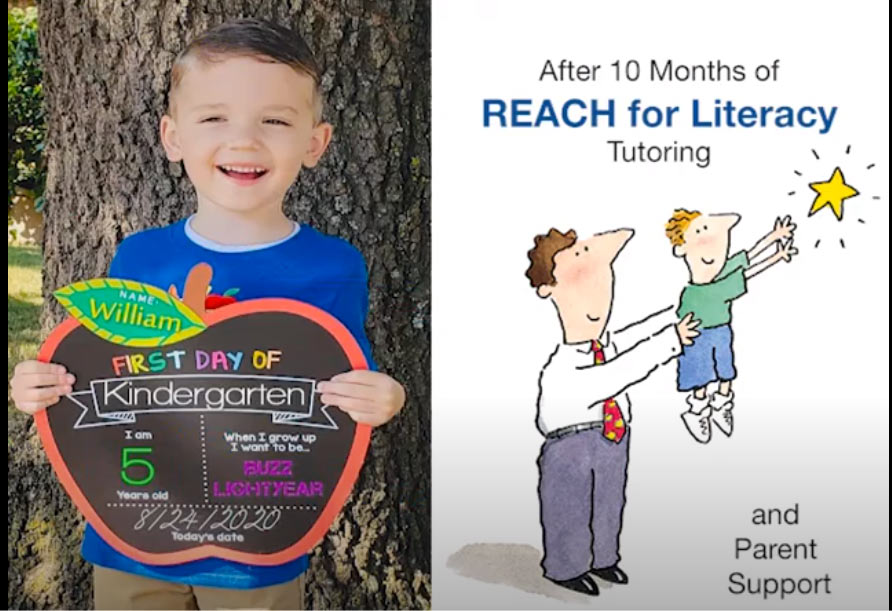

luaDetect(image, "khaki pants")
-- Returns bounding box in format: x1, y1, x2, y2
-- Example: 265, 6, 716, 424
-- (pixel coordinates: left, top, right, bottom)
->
93, 565, 306, 610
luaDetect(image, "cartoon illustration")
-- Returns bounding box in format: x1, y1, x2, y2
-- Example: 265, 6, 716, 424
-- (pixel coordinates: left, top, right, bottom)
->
809, 167, 859, 220
665, 211, 798, 443
786, 145, 882, 251
526, 228, 699, 597
205, 286, 241, 310
166, 269, 241, 312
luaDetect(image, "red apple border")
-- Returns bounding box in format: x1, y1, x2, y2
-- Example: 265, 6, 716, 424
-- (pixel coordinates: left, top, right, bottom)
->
34, 297, 371, 566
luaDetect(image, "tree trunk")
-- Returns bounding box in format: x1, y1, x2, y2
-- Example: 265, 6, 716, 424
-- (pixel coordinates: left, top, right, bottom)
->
8, 1, 430, 608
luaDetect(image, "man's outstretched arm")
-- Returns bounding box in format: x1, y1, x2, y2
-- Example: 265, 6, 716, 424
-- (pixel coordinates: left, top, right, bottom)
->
564, 315, 699, 406
611, 305, 678, 353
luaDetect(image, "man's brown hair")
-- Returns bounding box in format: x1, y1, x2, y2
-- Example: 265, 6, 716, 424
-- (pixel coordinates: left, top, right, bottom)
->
167, 18, 323, 121
665, 209, 702, 246
526, 229, 578, 288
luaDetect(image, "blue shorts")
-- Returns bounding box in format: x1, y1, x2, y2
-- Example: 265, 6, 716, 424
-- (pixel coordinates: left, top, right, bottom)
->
677, 324, 736, 391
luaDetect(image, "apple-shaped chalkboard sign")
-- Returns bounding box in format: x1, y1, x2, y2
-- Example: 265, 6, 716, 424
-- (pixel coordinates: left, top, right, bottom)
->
35, 263, 370, 565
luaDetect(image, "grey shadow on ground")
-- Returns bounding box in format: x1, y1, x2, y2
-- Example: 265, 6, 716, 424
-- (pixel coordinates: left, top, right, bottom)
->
446, 543, 615, 604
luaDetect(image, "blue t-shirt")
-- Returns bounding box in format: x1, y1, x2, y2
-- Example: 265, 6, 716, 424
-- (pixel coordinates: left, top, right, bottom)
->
80, 218, 375, 589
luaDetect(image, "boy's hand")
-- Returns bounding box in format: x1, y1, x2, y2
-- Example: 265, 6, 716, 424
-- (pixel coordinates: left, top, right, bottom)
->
676, 313, 701, 346
771, 215, 796, 242
10, 361, 75, 415
317, 371, 406, 427
779, 238, 798, 262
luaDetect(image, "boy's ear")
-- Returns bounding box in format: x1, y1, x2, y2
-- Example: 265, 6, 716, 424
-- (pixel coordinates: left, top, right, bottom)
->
302, 121, 334, 168
159, 115, 183, 162
672, 243, 686, 258
536, 285, 553, 299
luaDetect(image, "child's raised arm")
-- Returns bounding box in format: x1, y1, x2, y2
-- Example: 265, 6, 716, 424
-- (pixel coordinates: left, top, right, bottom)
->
744, 238, 798, 280
748, 215, 796, 261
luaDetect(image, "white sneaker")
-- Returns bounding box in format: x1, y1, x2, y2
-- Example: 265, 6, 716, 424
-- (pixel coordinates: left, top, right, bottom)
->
681, 394, 711, 443
710, 391, 734, 437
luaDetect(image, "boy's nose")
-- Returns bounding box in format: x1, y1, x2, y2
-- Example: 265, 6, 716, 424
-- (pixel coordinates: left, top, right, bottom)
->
227, 137, 261, 151
225, 125, 263, 150
714, 213, 741, 230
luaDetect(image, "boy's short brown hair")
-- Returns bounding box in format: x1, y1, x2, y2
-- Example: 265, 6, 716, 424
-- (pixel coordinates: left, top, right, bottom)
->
168, 18, 323, 121
526, 229, 577, 288
665, 209, 701, 246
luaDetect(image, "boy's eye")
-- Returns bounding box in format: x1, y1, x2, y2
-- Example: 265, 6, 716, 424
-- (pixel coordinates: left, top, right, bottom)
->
200, 117, 223, 123
264, 118, 291, 126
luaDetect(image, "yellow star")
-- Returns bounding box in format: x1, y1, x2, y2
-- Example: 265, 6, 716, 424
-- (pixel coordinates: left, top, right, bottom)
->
808, 167, 859, 220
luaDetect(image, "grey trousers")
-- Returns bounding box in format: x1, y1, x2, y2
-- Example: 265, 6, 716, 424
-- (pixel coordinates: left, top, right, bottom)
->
537, 426, 630, 581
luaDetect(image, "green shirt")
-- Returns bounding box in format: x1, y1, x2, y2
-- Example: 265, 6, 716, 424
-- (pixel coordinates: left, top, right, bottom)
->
678, 250, 749, 329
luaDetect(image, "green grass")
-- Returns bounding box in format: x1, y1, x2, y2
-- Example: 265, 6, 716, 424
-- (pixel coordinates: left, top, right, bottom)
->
8, 245, 43, 414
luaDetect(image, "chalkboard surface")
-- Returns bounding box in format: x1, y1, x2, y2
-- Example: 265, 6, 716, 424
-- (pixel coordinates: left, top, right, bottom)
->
35, 298, 369, 566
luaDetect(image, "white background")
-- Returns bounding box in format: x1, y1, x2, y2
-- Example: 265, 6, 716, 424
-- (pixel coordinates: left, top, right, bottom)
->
431, 1, 890, 608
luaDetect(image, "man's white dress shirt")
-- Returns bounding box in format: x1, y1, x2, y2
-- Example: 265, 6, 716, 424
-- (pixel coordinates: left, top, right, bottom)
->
536, 307, 681, 436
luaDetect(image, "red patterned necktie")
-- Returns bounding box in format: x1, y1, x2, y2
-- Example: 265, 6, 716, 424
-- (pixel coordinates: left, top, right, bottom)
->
593, 340, 625, 443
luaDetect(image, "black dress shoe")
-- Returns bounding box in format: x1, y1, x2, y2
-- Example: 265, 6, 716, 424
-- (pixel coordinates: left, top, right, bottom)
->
547, 573, 600, 596
588, 564, 629, 584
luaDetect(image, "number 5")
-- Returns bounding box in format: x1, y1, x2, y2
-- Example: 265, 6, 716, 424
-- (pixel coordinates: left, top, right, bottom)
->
121, 447, 155, 486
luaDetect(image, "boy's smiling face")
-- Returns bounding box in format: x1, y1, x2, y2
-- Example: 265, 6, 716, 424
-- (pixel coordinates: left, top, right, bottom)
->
675, 213, 740, 284
159, 55, 331, 215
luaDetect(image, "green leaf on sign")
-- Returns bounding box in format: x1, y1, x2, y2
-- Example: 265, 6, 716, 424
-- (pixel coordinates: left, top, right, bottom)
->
53, 278, 206, 347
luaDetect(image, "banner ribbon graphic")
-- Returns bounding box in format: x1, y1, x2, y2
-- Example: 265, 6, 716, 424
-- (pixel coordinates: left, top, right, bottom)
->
64, 374, 339, 430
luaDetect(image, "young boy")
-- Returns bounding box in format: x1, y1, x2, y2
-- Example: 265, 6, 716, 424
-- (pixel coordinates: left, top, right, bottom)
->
10, 19, 406, 610
665, 210, 796, 443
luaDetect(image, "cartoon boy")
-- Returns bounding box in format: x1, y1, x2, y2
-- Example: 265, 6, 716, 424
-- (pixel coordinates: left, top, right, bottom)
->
527, 228, 700, 596
665, 211, 797, 443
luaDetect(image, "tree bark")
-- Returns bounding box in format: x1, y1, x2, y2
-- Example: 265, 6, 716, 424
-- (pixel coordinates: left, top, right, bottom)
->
8, 1, 430, 608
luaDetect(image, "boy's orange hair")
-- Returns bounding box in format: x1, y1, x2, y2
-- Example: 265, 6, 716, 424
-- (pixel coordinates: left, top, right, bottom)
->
665, 209, 701, 246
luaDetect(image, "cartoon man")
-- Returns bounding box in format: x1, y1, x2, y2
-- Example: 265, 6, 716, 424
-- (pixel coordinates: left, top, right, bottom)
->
527, 228, 700, 596
665, 211, 797, 443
